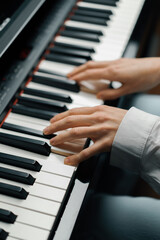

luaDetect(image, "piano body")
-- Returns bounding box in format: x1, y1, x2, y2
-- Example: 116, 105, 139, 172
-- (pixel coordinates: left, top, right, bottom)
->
0, 0, 158, 239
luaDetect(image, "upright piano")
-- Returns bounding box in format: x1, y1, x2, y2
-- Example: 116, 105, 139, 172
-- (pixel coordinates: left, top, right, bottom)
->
0, 0, 157, 239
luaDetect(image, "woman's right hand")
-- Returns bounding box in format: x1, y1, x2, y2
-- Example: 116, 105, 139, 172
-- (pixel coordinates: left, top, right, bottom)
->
67, 58, 160, 100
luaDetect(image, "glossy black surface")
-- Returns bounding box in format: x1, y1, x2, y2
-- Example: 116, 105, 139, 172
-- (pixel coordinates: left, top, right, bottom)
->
0, 132, 51, 156
0, 182, 28, 199
0, 152, 42, 172
0, 208, 17, 223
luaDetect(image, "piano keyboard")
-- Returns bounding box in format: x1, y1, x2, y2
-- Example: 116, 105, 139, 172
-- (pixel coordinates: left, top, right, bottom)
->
0, 0, 145, 239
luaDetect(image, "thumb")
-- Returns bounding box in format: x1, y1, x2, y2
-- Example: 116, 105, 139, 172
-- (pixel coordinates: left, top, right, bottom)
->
97, 86, 126, 100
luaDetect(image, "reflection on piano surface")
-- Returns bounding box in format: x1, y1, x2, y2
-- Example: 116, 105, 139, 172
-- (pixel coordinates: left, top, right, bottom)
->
0, 0, 155, 239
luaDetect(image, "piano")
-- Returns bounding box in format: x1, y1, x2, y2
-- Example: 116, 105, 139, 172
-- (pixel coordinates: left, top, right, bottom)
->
0, 0, 156, 239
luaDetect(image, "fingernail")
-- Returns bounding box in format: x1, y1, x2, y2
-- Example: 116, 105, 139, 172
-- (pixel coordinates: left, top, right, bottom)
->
50, 118, 54, 123
97, 95, 102, 99
50, 139, 55, 145
64, 158, 71, 165
43, 127, 49, 135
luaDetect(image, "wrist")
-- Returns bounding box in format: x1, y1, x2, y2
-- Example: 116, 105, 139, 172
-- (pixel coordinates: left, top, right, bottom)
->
152, 58, 160, 84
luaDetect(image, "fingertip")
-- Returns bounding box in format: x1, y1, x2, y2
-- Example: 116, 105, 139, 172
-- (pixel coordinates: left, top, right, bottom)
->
50, 118, 54, 123
64, 157, 71, 165
64, 156, 79, 166
64, 157, 75, 166
68, 77, 74, 81
43, 127, 50, 135
96, 93, 104, 100
50, 115, 58, 123
67, 73, 72, 78
50, 138, 55, 146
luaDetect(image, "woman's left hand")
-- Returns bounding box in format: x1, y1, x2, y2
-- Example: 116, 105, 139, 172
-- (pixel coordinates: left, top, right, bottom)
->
43, 105, 127, 166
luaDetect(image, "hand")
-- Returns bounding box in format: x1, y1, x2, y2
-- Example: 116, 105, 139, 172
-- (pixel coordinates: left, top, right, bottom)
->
67, 58, 160, 100
43, 105, 127, 166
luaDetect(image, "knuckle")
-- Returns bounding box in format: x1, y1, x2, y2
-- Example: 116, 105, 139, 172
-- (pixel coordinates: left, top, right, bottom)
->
85, 69, 91, 76
65, 116, 73, 125
86, 60, 94, 68
67, 108, 75, 115
107, 66, 119, 77
53, 122, 58, 129
92, 112, 105, 123
97, 113, 107, 122
94, 105, 106, 112
71, 128, 79, 136
93, 105, 101, 112
100, 125, 108, 133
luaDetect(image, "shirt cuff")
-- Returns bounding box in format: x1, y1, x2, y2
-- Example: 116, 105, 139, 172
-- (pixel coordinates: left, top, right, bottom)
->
110, 107, 159, 173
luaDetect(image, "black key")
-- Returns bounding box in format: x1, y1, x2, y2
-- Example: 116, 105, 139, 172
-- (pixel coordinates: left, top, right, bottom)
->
65, 25, 103, 36
0, 167, 35, 185
12, 104, 56, 121
2, 122, 56, 140
60, 30, 100, 42
0, 209, 17, 223
45, 53, 86, 66
0, 182, 28, 199
0, 152, 41, 172
0, 228, 8, 240
24, 87, 72, 103
0, 132, 51, 156
77, 5, 113, 15
54, 41, 95, 53
50, 46, 92, 60
83, 0, 117, 6
70, 15, 108, 26
73, 8, 110, 20
18, 96, 68, 113
32, 72, 80, 92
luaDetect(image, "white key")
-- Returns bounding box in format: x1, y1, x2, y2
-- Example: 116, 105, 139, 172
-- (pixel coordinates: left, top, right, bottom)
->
9, 112, 50, 127
65, 20, 108, 32
0, 127, 76, 156
0, 157, 70, 189
39, 60, 74, 75
0, 178, 65, 202
55, 35, 98, 48
0, 124, 76, 174
21, 93, 80, 110
0, 140, 75, 178
0, 202, 55, 230
0, 194, 60, 216
0, 142, 69, 169
27, 81, 103, 106
28, 76, 103, 106
6, 238, 16, 240
5, 115, 46, 132
65, 0, 145, 63
0, 222, 49, 240
77, 1, 118, 11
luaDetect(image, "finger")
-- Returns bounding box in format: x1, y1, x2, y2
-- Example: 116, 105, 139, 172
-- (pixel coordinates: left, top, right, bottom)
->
44, 114, 94, 135
50, 126, 98, 145
64, 140, 106, 166
70, 68, 108, 82
49, 106, 95, 123
69, 138, 87, 144
97, 86, 127, 100
55, 141, 85, 153
67, 61, 111, 78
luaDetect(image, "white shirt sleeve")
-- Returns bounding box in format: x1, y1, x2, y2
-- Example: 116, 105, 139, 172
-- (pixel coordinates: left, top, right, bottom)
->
110, 107, 160, 194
